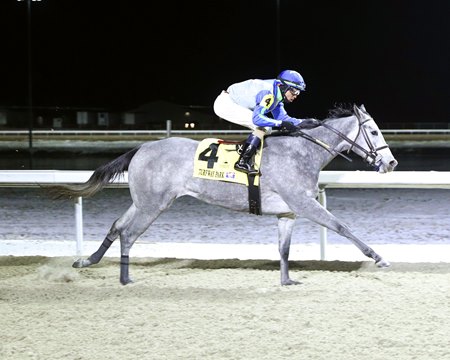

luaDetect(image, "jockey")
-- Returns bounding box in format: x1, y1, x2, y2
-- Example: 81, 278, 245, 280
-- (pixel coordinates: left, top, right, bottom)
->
213, 69, 321, 175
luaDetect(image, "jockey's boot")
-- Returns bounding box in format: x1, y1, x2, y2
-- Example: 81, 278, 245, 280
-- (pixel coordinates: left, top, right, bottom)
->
234, 134, 261, 175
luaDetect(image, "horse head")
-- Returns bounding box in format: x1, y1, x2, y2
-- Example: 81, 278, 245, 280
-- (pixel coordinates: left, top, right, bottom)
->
348, 104, 398, 173
319, 104, 398, 173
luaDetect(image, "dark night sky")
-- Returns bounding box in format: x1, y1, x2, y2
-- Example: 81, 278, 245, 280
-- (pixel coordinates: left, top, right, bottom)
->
1, 0, 449, 124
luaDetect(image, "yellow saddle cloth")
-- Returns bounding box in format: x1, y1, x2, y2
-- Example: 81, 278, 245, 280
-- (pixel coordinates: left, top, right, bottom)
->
193, 138, 263, 186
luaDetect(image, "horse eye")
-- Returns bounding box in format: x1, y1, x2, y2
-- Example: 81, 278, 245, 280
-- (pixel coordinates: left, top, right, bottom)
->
371, 130, 378, 135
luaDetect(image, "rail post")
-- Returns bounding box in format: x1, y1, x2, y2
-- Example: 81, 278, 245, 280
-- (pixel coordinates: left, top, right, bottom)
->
166, 120, 172, 138
74, 196, 83, 256
318, 187, 328, 260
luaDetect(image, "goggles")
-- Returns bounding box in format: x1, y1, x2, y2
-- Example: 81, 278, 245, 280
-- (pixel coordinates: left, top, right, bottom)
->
288, 87, 301, 96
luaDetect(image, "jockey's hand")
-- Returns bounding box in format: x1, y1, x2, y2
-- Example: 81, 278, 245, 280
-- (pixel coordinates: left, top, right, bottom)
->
298, 118, 321, 129
279, 121, 297, 132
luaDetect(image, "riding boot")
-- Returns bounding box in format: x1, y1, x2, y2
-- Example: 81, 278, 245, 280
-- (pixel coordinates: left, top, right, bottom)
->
234, 134, 261, 175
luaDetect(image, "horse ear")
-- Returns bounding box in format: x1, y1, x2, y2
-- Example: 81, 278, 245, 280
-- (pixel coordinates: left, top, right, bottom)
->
353, 104, 366, 117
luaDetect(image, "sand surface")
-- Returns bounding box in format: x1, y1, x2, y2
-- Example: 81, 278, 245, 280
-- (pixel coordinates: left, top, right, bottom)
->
1, 185, 450, 359
1, 256, 449, 360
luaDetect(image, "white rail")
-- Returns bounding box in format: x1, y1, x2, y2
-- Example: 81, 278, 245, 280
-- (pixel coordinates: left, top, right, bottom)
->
0, 129, 248, 137
1, 129, 450, 136
1, 170, 450, 259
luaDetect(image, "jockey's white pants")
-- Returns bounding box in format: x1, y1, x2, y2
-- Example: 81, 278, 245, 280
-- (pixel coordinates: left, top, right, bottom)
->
213, 91, 268, 140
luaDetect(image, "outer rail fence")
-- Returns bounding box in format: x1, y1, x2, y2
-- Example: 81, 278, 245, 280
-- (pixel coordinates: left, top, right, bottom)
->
2, 129, 450, 137
1, 170, 450, 259
0, 129, 249, 138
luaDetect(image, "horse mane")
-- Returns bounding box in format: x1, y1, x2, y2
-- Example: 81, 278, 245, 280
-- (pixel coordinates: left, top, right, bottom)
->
325, 103, 356, 121
267, 103, 357, 139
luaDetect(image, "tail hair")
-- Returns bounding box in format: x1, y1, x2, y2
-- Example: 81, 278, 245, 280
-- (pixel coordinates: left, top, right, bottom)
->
43, 146, 141, 200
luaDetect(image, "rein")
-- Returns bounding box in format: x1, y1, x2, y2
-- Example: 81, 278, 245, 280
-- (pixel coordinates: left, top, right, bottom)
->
290, 115, 388, 167
320, 121, 379, 163
293, 129, 353, 162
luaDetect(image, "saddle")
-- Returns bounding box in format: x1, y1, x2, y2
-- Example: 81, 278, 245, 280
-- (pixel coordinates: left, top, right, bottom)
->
193, 138, 263, 215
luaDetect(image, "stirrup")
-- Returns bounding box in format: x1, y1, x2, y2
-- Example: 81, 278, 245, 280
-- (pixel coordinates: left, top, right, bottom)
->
234, 162, 259, 175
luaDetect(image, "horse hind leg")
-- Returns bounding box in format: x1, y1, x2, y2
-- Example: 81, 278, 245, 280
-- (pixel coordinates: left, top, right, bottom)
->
117, 206, 163, 285
72, 224, 120, 269
72, 203, 142, 270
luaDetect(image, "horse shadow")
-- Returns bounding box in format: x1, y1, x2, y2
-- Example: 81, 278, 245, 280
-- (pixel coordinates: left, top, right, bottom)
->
131, 258, 367, 272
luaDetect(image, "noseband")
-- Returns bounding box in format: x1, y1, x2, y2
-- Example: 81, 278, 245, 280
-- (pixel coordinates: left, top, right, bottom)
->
348, 116, 389, 167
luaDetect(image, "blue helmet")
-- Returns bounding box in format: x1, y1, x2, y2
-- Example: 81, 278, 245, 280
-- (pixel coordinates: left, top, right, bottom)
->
277, 70, 306, 92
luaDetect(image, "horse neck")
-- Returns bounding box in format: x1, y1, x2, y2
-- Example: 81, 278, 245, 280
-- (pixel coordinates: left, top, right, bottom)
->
321, 115, 359, 153
267, 115, 359, 173
297, 115, 359, 170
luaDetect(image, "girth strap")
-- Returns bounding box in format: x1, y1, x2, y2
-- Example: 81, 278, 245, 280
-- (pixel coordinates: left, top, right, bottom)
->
247, 174, 262, 215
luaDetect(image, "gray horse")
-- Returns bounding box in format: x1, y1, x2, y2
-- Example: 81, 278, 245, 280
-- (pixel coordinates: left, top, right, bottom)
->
49, 104, 398, 285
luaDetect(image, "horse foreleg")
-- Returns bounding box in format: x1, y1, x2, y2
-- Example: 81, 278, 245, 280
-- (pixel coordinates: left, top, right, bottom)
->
72, 225, 120, 268
300, 199, 390, 267
277, 213, 301, 285
335, 224, 390, 267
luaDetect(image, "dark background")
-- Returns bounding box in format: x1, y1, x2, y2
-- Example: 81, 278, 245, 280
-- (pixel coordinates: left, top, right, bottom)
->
1, 0, 449, 125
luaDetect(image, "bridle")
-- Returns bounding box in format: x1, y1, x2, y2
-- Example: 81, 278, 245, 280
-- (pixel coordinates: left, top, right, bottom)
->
294, 113, 389, 169
349, 115, 389, 166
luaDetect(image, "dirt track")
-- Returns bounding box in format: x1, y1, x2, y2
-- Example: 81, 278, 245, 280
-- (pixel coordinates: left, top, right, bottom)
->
1, 256, 449, 360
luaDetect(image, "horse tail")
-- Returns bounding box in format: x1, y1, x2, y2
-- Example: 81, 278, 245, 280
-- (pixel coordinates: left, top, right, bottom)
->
44, 145, 141, 200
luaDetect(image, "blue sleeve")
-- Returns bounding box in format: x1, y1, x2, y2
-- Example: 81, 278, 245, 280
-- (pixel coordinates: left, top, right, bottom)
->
251, 91, 280, 127
252, 91, 302, 127
271, 103, 301, 125
252, 105, 281, 127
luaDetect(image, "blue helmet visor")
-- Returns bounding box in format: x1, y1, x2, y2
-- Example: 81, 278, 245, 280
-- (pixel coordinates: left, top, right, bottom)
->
281, 79, 305, 92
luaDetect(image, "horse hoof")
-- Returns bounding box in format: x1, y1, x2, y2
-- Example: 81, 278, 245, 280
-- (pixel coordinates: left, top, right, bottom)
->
376, 259, 391, 268
281, 279, 302, 286
72, 258, 90, 268
120, 278, 134, 285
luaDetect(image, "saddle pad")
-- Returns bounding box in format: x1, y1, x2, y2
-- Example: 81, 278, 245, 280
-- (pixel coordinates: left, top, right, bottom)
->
193, 138, 262, 186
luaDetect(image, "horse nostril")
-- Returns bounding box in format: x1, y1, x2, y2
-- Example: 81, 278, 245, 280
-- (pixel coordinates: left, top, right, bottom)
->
390, 160, 398, 168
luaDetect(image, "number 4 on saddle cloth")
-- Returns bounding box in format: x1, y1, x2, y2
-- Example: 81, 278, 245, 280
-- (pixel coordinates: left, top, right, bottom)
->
193, 138, 263, 215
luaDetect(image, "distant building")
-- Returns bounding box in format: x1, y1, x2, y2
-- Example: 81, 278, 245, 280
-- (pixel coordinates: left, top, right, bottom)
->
125, 100, 217, 130
0, 106, 111, 129
0, 100, 242, 130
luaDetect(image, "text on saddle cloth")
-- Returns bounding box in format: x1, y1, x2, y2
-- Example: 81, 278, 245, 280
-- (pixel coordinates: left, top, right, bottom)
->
193, 138, 263, 186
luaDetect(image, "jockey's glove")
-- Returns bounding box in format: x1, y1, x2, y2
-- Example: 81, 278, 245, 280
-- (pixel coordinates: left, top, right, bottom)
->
278, 121, 297, 132
298, 118, 321, 129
